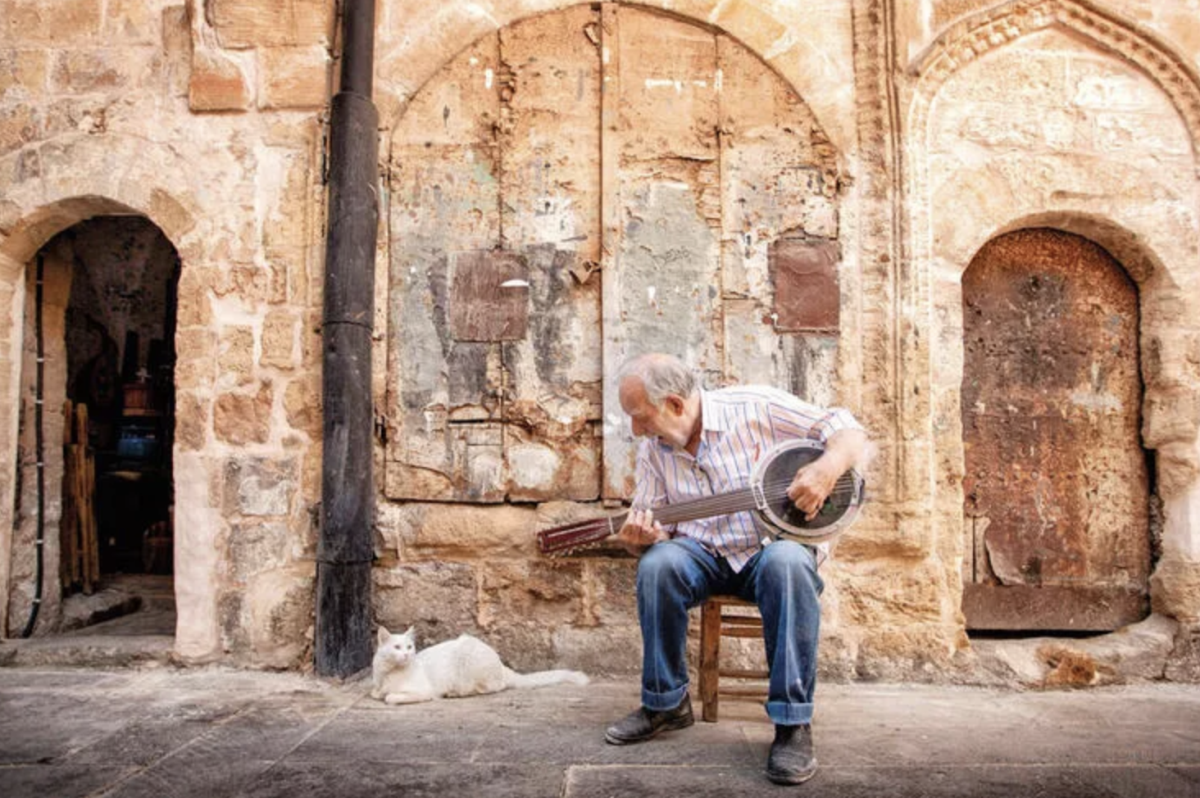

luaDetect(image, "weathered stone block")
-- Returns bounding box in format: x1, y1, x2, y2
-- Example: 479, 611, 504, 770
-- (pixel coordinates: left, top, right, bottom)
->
263, 155, 313, 288
175, 328, 217, 390
1144, 330, 1200, 387
189, 48, 252, 112
218, 589, 250, 653
258, 46, 329, 110
854, 623, 963, 681
834, 511, 930, 561
224, 455, 297, 517
477, 560, 584, 630
478, 623, 556, 673
261, 310, 298, 369
374, 502, 418, 558
175, 391, 209, 451
208, 0, 332, 49
176, 267, 215, 328
1157, 442, 1200, 499
215, 264, 271, 305
408, 503, 539, 558
247, 565, 314, 669
374, 561, 478, 637
148, 188, 197, 240
2, 0, 102, 45
0, 106, 36, 158
1165, 624, 1200, 682
283, 373, 319, 435
218, 325, 254, 381
584, 558, 638, 626
1143, 386, 1200, 449
835, 559, 947, 628
103, 0, 160, 44
1151, 558, 1200, 624
0, 50, 48, 96
50, 50, 136, 94
227, 520, 290, 580
552, 624, 642, 675
214, 383, 273, 445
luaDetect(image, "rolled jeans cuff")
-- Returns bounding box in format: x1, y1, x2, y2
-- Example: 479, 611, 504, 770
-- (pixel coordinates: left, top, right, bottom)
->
766, 700, 814, 726
643, 681, 690, 712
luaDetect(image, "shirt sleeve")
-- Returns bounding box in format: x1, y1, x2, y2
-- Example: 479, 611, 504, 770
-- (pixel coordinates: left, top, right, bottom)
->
808, 407, 864, 442
765, 391, 864, 444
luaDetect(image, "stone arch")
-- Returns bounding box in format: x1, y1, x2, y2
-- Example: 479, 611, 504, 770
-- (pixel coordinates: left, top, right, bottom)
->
928, 203, 1200, 626
908, 0, 1200, 157
904, 0, 1200, 630
0, 135, 213, 653
373, 0, 854, 157
383, 2, 847, 505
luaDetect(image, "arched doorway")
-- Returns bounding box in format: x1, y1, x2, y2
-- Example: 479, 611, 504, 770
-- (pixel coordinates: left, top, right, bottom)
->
385, 4, 842, 504
960, 228, 1151, 632
9, 216, 178, 636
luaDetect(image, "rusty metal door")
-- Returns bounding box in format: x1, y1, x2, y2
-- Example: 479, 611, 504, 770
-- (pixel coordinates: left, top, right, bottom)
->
961, 228, 1150, 631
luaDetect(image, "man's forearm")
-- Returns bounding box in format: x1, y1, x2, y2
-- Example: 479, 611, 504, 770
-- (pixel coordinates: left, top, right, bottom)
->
818, 428, 869, 476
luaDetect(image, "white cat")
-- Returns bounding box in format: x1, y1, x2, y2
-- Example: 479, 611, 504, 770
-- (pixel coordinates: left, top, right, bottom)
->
370, 626, 589, 705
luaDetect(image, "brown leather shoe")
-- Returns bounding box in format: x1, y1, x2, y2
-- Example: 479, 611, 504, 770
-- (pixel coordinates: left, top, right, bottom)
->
604, 694, 695, 745
766, 723, 817, 784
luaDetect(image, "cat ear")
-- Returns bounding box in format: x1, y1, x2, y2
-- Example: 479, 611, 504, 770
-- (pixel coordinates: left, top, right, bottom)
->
376, 626, 391, 646
403, 626, 415, 640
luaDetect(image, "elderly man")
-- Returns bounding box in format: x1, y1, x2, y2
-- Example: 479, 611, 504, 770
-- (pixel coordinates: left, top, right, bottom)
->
605, 353, 868, 786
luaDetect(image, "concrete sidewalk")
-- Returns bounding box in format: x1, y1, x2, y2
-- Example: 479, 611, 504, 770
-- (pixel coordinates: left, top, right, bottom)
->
0, 666, 1198, 797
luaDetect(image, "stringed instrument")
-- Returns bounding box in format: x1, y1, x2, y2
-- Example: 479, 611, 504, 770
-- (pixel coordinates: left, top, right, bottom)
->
537, 439, 866, 556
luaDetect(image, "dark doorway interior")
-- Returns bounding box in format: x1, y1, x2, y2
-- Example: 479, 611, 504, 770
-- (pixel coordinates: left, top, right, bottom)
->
56, 217, 178, 631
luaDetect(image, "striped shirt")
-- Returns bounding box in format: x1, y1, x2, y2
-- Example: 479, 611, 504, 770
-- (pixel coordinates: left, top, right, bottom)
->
630, 385, 863, 572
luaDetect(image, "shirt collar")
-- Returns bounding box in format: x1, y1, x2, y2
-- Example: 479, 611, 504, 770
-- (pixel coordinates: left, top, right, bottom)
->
698, 389, 727, 435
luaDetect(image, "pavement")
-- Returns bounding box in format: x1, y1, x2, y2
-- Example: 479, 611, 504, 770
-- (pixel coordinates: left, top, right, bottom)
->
1, 665, 1199, 797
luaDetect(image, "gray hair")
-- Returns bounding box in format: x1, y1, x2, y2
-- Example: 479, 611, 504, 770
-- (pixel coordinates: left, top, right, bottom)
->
617, 353, 697, 406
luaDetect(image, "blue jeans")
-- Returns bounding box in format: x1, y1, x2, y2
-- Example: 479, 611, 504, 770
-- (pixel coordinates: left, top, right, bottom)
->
637, 537, 823, 725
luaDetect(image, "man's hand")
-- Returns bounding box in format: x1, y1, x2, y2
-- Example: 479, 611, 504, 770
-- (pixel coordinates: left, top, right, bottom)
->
617, 509, 669, 555
786, 428, 869, 521
786, 459, 842, 521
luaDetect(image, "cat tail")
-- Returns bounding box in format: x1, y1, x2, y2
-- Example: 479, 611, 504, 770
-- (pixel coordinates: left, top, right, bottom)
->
504, 667, 589, 689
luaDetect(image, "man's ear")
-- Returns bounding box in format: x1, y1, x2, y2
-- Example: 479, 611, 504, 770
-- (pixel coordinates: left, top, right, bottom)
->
664, 395, 684, 416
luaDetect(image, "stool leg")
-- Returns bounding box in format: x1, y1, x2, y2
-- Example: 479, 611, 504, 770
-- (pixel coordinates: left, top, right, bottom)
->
699, 600, 720, 722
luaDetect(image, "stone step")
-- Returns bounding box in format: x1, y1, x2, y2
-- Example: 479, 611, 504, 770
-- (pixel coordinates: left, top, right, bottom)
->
0, 634, 173, 668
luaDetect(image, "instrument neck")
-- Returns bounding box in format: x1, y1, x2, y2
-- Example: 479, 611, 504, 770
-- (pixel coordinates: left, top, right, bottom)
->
650, 487, 757, 525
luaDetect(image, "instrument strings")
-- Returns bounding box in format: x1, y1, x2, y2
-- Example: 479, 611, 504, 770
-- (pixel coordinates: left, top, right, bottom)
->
542, 472, 860, 540
655, 473, 859, 523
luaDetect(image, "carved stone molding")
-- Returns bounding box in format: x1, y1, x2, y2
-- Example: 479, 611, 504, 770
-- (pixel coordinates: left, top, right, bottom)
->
909, 0, 1200, 156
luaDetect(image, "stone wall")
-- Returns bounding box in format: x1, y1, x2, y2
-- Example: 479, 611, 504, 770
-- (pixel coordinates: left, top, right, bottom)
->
0, 0, 1197, 681
1, 0, 330, 663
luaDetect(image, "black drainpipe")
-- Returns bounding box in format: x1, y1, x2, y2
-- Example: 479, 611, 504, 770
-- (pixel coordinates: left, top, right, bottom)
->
21, 252, 46, 638
316, 0, 379, 677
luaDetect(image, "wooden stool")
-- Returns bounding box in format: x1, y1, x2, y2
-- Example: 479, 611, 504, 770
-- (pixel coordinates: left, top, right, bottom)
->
698, 594, 768, 722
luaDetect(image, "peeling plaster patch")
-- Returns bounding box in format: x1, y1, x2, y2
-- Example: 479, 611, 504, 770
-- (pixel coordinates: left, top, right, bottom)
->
485, 68, 494, 89
1070, 390, 1122, 411
644, 78, 683, 93
464, 3, 500, 28
708, 0, 732, 25
509, 444, 560, 489
764, 31, 797, 61
714, 68, 722, 92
